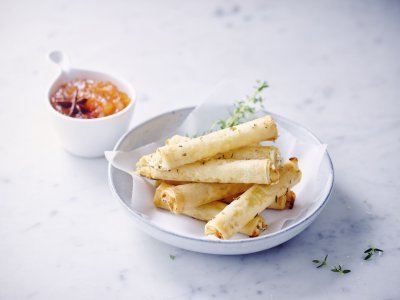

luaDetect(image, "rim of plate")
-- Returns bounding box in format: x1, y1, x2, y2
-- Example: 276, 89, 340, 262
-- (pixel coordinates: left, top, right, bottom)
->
108, 107, 334, 244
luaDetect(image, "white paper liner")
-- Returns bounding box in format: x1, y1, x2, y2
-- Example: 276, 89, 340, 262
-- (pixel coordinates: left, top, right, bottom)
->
106, 80, 328, 240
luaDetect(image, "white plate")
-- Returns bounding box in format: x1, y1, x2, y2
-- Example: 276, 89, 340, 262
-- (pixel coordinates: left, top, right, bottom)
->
108, 107, 334, 255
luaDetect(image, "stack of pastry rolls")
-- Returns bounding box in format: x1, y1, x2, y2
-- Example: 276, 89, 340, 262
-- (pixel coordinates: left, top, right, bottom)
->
136, 115, 302, 239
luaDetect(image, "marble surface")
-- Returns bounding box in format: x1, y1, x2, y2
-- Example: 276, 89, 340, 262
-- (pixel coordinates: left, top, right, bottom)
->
1, 0, 399, 299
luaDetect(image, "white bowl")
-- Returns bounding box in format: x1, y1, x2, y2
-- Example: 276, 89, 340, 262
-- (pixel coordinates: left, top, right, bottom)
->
108, 107, 334, 255
47, 51, 136, 158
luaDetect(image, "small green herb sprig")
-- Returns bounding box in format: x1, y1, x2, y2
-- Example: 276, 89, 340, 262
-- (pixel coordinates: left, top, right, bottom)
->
312, 246, 384, 274
210, 80, 268, 132
169, 254, 176, 260
330, 265, 351, 275
190, 81, 269, 137
312, 254, 328, 268
364, 247, 383, 260
312, 255, 351, 275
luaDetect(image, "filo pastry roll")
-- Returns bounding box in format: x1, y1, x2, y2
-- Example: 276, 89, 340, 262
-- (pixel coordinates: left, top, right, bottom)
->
213, 146, 281, 164
166, 135, 281, 162
205, 158, 302, 239
154, 115, 278, 169
166, 135, 261, 148
138, 145, 281, 169
153, 183, 266, 237
136, 135, 189, 169
135, 135, 189, 168
161, 182, 252, 214
137, 158, 280, 184
223, 190, 296, 210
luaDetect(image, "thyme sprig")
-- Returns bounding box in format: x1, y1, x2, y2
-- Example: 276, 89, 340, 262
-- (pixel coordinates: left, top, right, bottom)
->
364, 247, 383, 260
312, 255, 351, 275
312, 254, 328, 268
190, 81, 269, 137
331, 265, 351, 275
210, 80, 268, 132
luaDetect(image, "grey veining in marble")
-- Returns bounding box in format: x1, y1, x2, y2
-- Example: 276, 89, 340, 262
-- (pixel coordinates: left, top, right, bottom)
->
0, 0, 400, 299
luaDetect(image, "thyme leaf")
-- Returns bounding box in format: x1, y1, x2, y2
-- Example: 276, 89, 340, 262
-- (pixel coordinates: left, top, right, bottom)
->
330, 265, 351, 275
313, 255, 350, 274
203, 80, 268, 136
363, 246, 384, 260
312, 254, 328, 268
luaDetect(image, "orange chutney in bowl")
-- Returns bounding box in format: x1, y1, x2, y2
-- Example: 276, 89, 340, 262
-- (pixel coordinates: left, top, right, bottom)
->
50, 79, 131, 119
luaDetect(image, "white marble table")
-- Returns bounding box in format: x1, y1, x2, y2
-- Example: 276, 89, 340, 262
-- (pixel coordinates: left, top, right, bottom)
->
1, 0, 399, 299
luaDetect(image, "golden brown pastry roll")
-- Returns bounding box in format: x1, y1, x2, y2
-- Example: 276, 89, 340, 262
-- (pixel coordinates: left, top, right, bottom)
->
153, 183, 266, 237
161, 182, 252, 214
166, 134, 263, 147
204, 158, 301, 239
137, 158, 279, 184
213, 145, 281, 164
223, 190, 296, 210
139, 145, 281, 170
155, 115, 278, 169
137, 135, 190, 169
166, 135, 281, 163
185, 203, 266, 237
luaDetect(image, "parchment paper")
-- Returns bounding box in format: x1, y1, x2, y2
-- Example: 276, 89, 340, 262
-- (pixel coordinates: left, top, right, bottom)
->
106, 81, 329, 239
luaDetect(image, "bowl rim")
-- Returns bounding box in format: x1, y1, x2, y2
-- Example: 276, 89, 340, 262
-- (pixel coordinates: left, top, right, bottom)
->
108, 107, 335, 244
46, 67, 136, 123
